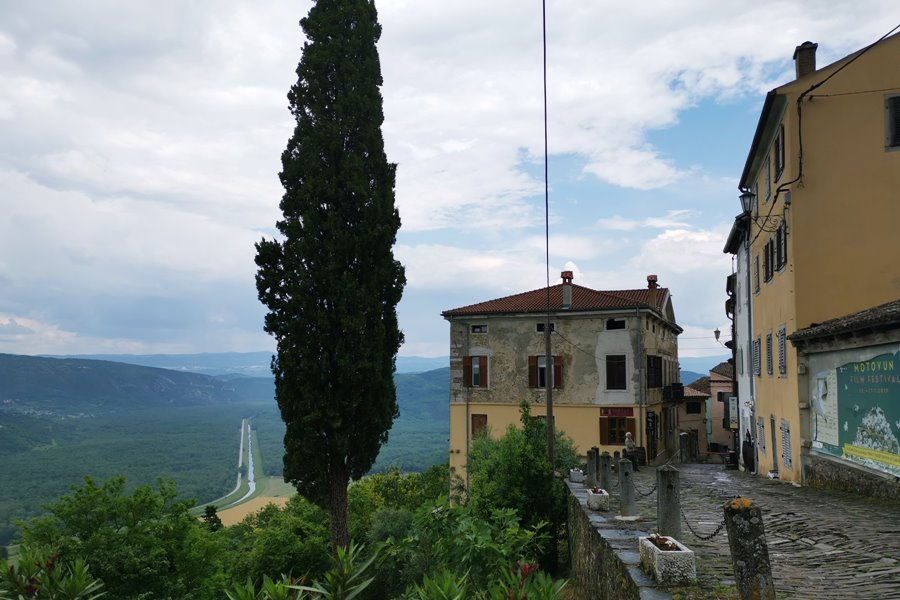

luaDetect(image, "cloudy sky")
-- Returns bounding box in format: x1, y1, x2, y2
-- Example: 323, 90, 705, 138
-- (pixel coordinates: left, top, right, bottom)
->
1, 1, 898, 364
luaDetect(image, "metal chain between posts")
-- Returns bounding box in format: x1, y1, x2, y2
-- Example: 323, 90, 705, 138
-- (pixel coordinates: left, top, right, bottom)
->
680, 505, 727, 541
631, 477, 657, 498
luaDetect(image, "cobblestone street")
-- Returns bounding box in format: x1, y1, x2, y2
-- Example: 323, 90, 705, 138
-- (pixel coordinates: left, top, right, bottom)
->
593, 463, 900, 599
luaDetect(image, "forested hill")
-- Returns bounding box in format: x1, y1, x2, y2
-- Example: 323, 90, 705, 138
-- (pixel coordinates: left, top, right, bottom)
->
0, 353, 268, 411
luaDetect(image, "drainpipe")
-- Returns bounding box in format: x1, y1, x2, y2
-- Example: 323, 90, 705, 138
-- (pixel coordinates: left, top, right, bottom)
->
636, 307, 644, 454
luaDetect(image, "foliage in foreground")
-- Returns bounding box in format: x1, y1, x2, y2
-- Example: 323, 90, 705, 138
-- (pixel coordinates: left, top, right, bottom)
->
19, 476, 225, 600
0, 545, 105, 600
466, 401, 579, 571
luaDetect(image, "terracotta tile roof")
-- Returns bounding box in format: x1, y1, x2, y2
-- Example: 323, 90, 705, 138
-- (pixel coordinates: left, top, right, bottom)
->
684, 385, 709, 398
788, 299, 900, 344
441, 283, 669, 317
710, 361, 734, 379
687, 376, 710, 396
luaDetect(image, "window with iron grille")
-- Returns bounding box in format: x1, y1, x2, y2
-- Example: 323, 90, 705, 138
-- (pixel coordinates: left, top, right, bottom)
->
766, 333, 773, 376
777, 326, 787, 376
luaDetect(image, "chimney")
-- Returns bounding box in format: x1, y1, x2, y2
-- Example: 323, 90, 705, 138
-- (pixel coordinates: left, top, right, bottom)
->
561, 271, 573, 309
647, 274, 659, 309
793, 41, 818, 79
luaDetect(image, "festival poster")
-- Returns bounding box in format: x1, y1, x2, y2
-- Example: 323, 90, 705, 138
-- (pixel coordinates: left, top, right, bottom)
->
835, 351, 900, 477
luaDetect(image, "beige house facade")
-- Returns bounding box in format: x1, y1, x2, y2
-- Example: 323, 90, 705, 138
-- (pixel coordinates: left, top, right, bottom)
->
442, 273, 682, 481
730, 34, 900, 486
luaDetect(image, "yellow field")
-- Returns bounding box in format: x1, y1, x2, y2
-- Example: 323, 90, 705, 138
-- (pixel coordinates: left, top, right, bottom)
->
218, 496, 291, 526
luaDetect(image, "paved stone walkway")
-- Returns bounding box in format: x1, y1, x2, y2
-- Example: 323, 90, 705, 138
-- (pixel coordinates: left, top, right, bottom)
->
601, 464, 900, 599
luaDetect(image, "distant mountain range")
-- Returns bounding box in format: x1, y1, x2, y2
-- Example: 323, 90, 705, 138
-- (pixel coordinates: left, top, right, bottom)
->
47, 352, 448, 377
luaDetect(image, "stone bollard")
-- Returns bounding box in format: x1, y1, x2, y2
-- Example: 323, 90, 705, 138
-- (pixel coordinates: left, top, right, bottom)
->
585, 448, 598, 487
618, 458, 636, 517
590, 446, 601, 482
613, 450, 621, 473
657, 465, 681, 539
599, 451, 611, 491
723, 497, 776, 600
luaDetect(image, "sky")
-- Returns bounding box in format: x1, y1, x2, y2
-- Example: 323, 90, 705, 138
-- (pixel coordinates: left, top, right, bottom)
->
1, 1, 898, 365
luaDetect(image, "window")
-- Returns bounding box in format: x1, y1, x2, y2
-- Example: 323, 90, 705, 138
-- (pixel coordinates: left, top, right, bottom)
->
753, 337, 761, 376
774, 124, 785, 181
766, 333, 773, 376
599, 416, 635, 445
686, 401, 702, 415
775, 221, 787, 271
471, 414, 488, 437
754, 255, 760, 293
737, 347, 744, 376
606, 355, 626, 390
528, 355, 562, 389
886, 95, 900, 149
463, 355, 488, 388
780, 419, 792, 469
470, 324, 487, 334
646, 355, 663, 388
535, 322, 555, 333
763, 238, 775, 282
764, 153, 771, 200
757, 417, 766, 454
606, 318, 626, 330
777, 326, 787, 376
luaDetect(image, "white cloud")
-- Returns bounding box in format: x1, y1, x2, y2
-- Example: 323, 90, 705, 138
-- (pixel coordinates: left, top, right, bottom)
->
1, 0, 899, 354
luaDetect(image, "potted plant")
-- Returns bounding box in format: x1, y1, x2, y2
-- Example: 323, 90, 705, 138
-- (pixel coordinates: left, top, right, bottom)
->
586, 487, 609, 511
639, 533, 696, 585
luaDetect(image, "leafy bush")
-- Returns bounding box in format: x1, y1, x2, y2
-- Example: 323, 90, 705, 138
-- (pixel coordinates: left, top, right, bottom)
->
19, 476, 225, 600
466, 401, 579, 572
0, 545, 105, 600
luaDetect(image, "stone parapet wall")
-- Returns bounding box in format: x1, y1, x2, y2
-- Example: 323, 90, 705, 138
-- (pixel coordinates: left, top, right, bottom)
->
565, 482, 671, 600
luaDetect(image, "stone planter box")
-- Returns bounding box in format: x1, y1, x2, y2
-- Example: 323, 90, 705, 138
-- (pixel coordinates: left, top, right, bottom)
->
586, 488, 609, 511
639, 535, 696, 585
569, 468, 584, 483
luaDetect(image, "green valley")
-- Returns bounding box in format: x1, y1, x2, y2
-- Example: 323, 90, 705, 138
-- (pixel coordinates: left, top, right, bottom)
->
0, 353, 448, 545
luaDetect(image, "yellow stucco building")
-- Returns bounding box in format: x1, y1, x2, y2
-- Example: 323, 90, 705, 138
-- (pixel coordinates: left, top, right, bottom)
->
736, 35, 900, 484
441, 273, 682, 482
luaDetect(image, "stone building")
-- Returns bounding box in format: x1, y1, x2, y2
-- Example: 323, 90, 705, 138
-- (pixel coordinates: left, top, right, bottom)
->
441, 272, 682, 481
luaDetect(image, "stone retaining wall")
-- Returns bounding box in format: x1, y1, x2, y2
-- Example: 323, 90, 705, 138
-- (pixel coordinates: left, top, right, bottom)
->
566, 482, 671, 600
803, 453, 900, 502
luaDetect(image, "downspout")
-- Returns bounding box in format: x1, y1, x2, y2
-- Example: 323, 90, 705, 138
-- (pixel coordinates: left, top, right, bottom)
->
746, 229, 758, 473
463, 320, 471, 488
636, 307, 644, 454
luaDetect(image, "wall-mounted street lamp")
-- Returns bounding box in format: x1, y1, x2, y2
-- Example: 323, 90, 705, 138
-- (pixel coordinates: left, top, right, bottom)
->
739, 191, 755, 213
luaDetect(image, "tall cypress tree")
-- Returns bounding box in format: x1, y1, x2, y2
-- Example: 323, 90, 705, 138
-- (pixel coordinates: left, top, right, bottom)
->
255, 0, 405, 549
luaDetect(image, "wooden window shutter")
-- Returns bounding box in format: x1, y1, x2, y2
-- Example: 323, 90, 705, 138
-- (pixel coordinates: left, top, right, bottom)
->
471, 413, 487, 437
626, 418, 636, 438
599, 418, 609, 445
478, 355, 488, 388
528, 355, 538, 388
553, 355, 563, 388
462, 356, 472, 388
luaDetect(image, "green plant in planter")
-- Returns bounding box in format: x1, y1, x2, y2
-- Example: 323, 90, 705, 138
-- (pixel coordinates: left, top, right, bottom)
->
0, 545, 105, 600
